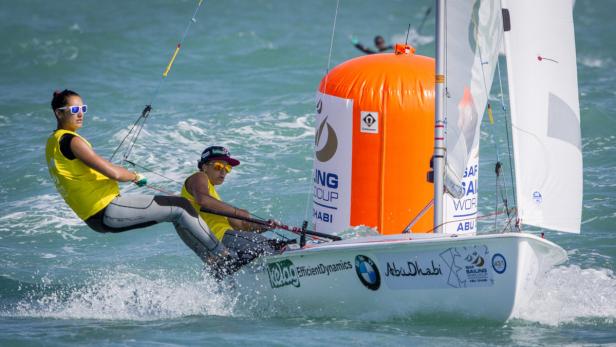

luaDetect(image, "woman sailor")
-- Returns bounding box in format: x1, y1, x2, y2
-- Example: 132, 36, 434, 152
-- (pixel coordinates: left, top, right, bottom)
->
181, 146, 276, 272
45, 89, 235, 273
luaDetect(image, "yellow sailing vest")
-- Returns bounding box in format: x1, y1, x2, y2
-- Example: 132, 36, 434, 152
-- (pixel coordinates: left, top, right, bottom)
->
45, 129, 119, 220
181, 173, 231, 240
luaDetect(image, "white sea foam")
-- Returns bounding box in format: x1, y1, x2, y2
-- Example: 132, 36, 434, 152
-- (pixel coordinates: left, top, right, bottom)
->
513, 265, 616, 325
579, 56, 610, 68
391, 30, 434, 47
0, 194, 84, 240
69, 23, 82, 33
12, 269, 236, 321
17, 37, 79, 66
236, 31, 275, 50
0, 114, 9, 127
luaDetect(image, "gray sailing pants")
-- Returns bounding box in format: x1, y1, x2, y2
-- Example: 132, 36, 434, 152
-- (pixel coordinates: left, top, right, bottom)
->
86, 194, 224, 263
222, 229, 275, 263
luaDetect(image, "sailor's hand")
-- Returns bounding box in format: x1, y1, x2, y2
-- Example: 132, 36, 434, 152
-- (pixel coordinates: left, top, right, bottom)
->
350, 36, 359, 45
132, 172, 147, 187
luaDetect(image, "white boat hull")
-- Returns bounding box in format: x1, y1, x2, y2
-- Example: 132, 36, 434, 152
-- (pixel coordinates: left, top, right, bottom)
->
232, 232, 566, 321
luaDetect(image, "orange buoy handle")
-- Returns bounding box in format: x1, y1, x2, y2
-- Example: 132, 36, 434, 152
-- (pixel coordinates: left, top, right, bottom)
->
395, 43, 416, 55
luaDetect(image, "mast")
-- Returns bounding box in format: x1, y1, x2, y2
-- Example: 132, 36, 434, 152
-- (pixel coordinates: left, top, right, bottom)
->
433, 0, 445, 233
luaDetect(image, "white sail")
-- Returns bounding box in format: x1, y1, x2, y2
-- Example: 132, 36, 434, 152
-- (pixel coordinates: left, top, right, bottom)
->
443, 0, 501, 194
502, 0, 582, 233
442, 0, 502, 233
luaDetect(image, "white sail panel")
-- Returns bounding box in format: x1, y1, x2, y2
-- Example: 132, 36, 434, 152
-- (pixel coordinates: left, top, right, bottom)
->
502, 0, 582, 233
442, 0, 502, 233
444, 0, 502, 194
443, 152, 479, 235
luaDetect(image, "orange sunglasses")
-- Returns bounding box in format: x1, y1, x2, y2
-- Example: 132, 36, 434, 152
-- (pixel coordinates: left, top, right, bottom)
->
210, 161, 232, 173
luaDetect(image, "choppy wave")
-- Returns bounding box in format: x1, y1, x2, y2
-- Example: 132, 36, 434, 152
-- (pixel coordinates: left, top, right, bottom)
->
579, 55, 611, 68
6, 262, 615, 325
7, 269, 235, 321
1, 0, 615, 343
15, 37, 79, 67
513, 265, 616, 325
0, 194, 83, 240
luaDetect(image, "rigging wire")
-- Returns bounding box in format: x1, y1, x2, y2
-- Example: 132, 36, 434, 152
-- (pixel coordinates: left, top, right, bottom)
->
469, 8, 516, 233
325, 0, 341, 78
140, 182, 323, 243
472, 11, 502, 232
405, 23, 412, 45
496, 58, 517, 213
110, 0, 207, 163
303, 0, 341, 225
124, 160, 183, 185
420, 207, 516, 234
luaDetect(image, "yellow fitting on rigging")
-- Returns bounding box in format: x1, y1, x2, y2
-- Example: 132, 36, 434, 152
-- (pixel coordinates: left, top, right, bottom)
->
163, 44, 181, 77
487, 103, 494, 125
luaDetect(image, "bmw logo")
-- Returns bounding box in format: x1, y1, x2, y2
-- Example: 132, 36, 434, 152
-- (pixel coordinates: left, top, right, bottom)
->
355, 255, 380, 291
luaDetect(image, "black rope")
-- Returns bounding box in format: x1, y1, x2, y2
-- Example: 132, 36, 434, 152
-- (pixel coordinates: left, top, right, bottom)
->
122, 105, 152, 162
405, 23, 412, 45
497, 59, 517, 208
109, 105, 151, 162
124, 159, 182, 185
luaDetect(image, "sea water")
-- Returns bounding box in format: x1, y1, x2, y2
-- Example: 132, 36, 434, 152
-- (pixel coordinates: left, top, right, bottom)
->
0, 0, 615, 345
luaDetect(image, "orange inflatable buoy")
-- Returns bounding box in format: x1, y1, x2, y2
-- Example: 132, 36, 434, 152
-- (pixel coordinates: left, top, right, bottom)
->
313, 44, 435, 235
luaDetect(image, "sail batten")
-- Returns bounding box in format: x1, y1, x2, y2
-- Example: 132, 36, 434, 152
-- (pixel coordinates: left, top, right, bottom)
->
502, 0, 582, 234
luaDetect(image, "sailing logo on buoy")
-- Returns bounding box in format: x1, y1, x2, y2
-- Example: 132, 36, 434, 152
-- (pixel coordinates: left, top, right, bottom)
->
355, 255, 380, 291
315, 116, 338, 162
360, 111, 379, 134
363, 114, 375, 126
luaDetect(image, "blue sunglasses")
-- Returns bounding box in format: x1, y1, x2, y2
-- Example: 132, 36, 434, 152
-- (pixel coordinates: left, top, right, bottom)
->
57, 105, 87, 114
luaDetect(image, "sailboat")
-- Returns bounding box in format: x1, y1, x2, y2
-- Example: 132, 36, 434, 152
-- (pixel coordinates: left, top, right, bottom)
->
232, 0, 581, 321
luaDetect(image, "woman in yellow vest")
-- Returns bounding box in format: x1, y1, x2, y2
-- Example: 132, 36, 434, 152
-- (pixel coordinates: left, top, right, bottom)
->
46, 89, 232, 271
181, 146, 275, 267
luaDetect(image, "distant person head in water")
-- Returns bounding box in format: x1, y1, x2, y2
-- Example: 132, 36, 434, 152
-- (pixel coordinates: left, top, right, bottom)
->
351, 35, 393, 55
374, 35, 387, 50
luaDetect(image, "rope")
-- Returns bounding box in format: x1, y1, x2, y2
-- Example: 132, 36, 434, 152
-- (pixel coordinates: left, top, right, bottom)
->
405, 23, 412, 45
303, 0, 342, 225
403, 199, 434, 233
110, 0, 207, 163
135, 181, 328, 243
419, 207, 516, 234
496, 58, 517, 209
124, 160, 183, 185
469, 8, 518, 232
325, 0, 340, 78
